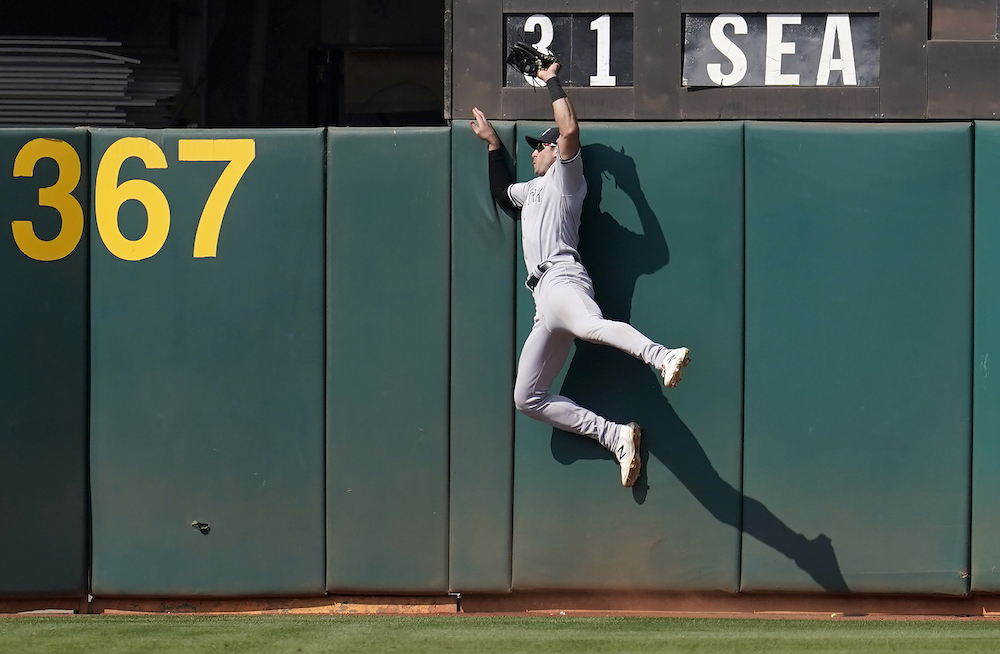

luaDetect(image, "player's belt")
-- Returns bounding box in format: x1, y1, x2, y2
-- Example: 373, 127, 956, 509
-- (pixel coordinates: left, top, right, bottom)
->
525, 261, 555, 291
525, 255, 580, 291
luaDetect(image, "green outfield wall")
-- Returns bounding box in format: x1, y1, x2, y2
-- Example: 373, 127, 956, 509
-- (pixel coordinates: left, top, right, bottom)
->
0, 122, 995, 598
0, 129, 88, 596
973, 123, 1000, 592
326, 127, 451, 593
743, 123, 972, 595
450, 122, 517, 593
510, 122, 744, 591
89, 129, 326, 596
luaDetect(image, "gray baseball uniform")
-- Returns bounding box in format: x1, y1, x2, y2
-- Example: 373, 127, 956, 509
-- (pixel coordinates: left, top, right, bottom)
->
508, 146, 669, 452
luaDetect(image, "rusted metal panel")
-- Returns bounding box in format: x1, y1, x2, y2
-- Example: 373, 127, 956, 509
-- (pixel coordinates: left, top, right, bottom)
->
928, 41, 1000, 118
878, 0, 928, 118
681, 0, 879, 12
504, 0, 634, 12
931, 0, 997, 40
680, 86, 879, 119
451, 0, 505, 120
635, 0, 681, 120
500, 86, 634, 119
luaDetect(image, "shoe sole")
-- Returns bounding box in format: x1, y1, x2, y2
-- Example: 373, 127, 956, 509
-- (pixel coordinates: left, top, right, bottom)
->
663, 348, 691, 388
624, 423, 642, 488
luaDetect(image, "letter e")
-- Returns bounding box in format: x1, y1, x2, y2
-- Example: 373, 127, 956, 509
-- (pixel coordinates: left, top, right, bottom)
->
765, 14, 801, 85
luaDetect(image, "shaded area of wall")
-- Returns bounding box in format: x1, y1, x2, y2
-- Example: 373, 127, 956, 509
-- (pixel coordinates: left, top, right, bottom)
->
0, 129, 89, 596
510, 122, 745, 591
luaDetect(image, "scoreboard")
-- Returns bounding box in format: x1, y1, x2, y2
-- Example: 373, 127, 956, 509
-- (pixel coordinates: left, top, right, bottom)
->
449, 0, 1000, 121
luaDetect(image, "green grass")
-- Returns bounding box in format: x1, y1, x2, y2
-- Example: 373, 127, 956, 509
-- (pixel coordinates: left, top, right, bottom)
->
2, 615, 1000, 654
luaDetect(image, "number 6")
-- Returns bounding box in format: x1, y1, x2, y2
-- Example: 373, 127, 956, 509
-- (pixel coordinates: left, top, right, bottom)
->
95, 137, 170, 262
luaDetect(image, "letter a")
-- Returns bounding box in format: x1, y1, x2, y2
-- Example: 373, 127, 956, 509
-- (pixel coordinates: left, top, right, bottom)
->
816, 15, 857, 85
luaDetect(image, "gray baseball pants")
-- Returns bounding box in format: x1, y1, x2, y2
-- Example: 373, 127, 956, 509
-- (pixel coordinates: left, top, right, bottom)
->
513, 261, 668, 451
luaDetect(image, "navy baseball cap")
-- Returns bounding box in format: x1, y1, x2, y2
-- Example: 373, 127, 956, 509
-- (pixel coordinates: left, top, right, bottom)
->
525, 127, 559, 149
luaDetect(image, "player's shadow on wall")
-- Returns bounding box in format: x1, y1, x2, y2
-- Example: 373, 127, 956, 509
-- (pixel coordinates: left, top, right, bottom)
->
550, 143, 849, 593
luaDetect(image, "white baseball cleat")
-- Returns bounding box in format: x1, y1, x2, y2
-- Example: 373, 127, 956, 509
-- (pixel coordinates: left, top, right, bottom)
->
659, 347, 690, 388
615, 422, 642, 488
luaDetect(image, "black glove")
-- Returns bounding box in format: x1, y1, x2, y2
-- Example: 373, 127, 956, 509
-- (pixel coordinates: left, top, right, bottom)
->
506, 41, 560, 78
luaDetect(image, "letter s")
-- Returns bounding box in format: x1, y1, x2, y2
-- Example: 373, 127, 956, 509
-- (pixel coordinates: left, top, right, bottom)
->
707, 14, 748, 87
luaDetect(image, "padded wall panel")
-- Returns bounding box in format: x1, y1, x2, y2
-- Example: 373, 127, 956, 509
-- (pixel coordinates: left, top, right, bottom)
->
326, 127, 450, 593
90, 129, 326, 596
0, 129, 88, 595
743, 122, 972, 594
511, 122, 744, 590
450, 122, 516, 592
973, 121, 1000, 592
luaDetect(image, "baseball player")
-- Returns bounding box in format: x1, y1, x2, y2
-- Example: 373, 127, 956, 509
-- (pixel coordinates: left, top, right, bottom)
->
470, 61, 690, 488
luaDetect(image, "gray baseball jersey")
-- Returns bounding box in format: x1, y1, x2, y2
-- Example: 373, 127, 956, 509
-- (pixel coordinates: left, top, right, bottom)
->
507, 149, 586, 275
508, 146, 669, 452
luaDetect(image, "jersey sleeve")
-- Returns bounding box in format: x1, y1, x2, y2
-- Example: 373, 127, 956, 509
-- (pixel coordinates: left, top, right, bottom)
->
507, 181, 530, 208
550, 148, 586, 196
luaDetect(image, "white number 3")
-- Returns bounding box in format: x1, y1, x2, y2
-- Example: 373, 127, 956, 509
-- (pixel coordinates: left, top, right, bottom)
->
523, 14, 553, 88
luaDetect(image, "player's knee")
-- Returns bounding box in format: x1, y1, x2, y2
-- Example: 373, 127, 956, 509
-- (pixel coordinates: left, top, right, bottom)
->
513, 385, 542, 414
574, 318, 607, 343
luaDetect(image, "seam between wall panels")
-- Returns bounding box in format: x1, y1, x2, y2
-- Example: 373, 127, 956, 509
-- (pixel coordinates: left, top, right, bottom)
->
738, 120, 746, 594
967, 121, 975, 595
322, 127, 329, 594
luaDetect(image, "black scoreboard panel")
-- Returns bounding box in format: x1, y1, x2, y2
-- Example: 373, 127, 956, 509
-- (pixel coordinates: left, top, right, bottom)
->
682, 14, 880, 88
449, 0, 973, 120
504, 13, 634, 88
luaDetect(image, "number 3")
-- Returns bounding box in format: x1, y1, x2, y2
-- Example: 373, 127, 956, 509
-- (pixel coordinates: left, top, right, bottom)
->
12, 138, 84, 261
523, 15, 554, 88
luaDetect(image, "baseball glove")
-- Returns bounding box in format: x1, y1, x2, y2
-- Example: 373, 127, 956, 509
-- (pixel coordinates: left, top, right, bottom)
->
506, 41, 559, 78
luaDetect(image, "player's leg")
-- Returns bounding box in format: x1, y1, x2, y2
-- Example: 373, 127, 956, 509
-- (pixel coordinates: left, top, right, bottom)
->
539, 272, 688, 386
513, 321, 642, 486
513, 320, 622, 450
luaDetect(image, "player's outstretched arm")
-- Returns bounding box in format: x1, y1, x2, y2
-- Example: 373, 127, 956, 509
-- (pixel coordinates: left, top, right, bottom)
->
470, 107, 501, 151
471, 107, 516, 212
537, 63, 579, 161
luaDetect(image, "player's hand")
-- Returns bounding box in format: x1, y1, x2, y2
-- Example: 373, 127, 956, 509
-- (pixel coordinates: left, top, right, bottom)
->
470, 107, 501, 150
537, 61, 561, 82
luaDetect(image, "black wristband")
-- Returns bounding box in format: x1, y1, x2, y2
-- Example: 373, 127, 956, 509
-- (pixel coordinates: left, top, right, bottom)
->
546, 76, 567, 103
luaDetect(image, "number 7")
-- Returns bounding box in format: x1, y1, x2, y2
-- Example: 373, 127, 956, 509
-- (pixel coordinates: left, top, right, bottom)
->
178, 139, 256, 258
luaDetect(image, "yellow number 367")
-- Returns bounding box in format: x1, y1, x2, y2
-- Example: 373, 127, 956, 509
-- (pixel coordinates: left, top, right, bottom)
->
12, 136, 255, 262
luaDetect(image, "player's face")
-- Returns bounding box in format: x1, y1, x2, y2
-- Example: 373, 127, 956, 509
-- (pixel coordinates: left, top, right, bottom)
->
532, 143, 558, 175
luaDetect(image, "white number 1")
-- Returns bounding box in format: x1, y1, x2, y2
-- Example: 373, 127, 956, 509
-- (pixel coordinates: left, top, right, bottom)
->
590, 14, 616, 87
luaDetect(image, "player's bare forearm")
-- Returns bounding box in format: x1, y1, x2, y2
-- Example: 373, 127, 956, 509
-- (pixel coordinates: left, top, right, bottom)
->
538, 63, 579, 160
470, 107, 501, 151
